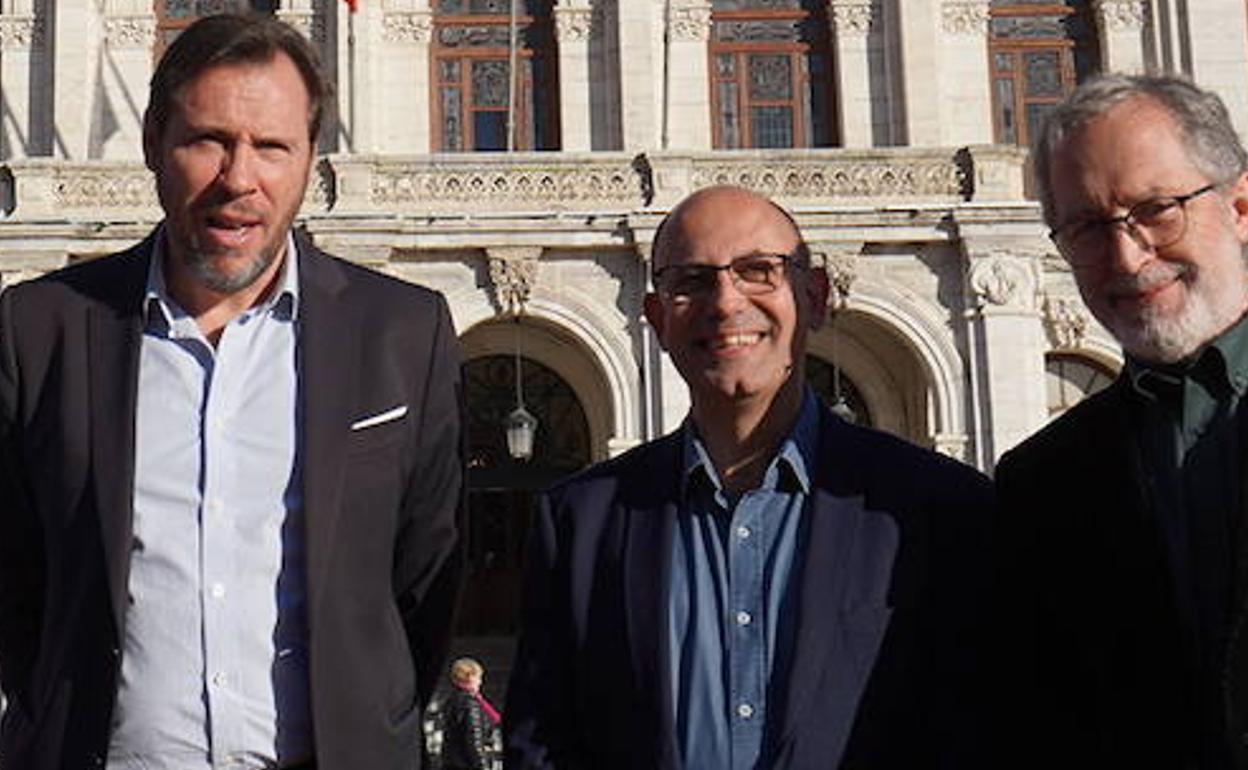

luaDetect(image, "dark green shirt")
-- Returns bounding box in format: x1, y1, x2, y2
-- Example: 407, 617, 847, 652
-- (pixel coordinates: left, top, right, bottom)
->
1127, 313, 1248, 768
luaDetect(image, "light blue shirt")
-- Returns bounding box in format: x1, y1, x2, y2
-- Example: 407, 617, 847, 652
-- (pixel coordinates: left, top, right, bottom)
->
108, 230, 311, 769
668, 390, 818, 770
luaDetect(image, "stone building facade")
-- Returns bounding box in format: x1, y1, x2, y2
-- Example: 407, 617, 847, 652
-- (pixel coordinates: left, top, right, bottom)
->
1, 0, 1246, 646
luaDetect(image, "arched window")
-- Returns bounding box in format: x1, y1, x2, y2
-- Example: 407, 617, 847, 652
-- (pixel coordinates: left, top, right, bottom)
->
709, 0, 836, 149
988, 0, 1099, 147
432, 0, 560, 151
805, 355, 872, 427
154, 1, 276, 57
1046, 353, 1115, 418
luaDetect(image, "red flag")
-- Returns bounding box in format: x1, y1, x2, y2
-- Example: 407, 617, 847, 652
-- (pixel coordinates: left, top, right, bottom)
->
343, 0, 357, 11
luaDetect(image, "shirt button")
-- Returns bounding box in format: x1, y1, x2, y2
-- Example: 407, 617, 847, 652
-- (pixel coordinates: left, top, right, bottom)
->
736, 610, 752, 626
212, 672, 227, 687
736, 526, 751, 540
210, 583, 226, 599
737, 703, 754, 719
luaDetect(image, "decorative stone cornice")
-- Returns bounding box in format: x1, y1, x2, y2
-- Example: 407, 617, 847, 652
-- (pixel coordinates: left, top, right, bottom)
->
941, 1, 991, 36
690, 156, 966, 200
829, 1, 877, 37
1043, 295, 1090, 349
104, 15, 156, 49
486, 246, 543, 316
382, 11, 433, 44
667, 4, 712, 42
277, 10, 326, 44
370, 162, 639, 206
969, 254, 1037, 311
53, 167, 158, 209
1094, 0, 1148, 32
0, 15, 46, 50
562, 5, 609, 43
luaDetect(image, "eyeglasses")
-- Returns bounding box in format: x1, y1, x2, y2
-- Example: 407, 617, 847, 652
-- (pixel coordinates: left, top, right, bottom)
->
1049, 183, 1219, 266
652, 252, 802, 300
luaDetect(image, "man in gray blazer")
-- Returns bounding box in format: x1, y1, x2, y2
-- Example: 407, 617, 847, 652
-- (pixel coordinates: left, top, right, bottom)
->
0, 14, 463, 769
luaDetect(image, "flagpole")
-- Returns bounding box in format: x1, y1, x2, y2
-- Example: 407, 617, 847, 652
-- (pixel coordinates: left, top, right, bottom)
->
507, 0, 517, 152
347, 0, 357, 153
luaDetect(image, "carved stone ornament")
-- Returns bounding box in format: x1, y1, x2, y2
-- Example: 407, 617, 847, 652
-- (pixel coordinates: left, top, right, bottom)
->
820, 251, 859, 309
969, 255, 1036, 310
668, 5, 712, 42
383, 11, 434, 44
941, 1, 991, 36
555, 6, 599, 43
829, 2, 876, 37
0, 15, 46, 50
1043, 295, 1090, 349
371, 161, 639, 205
487, 246, 542, 316
53, 167, 158, 209
277, 10, 327, 43
1094, 0, 1148, 32
104, 15, 156, 48
690, 157, 965, 199
933, 434, 969, 462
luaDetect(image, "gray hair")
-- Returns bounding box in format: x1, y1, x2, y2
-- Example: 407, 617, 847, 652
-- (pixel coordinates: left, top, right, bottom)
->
1033, 73, 1248, 227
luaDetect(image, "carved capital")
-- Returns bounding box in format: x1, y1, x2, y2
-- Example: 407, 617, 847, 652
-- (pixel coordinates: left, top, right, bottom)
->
383, 11, 434, 43
487, 246, 543, 316
829, 2, 877, 37
969, 254, 1037, 311
104, 15, 156, 48
941, 1, 990, 36
277, 10, 326, 43
1094, 0, 1148, 32
817, 249, 859, 309
1043, 295, 1090, 349
555, 6, 600, 43
933, 433, 970, 463
0, 15, 46, 50
668, 4, 712, 42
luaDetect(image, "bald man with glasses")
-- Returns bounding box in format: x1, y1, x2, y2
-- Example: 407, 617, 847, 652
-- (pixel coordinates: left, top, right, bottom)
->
997, 74, 1248, 769
505, 186, 993, 770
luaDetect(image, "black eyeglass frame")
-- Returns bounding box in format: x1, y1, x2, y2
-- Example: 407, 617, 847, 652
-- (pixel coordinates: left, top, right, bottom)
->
651, 251, 806, 299
1048, 183, 1220, 263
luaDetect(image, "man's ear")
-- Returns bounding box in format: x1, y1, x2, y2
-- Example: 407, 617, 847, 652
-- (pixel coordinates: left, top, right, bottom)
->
804, 266, 830, 330
1227, 171, 1248, 244
643, 292, 668, 351
142, 116, 160, 174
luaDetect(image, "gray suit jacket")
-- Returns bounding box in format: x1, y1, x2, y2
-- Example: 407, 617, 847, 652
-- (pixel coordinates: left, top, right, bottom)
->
0, 230, 464, 769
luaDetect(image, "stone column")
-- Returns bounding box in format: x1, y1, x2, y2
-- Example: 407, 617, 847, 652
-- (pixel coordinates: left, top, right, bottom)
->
375, 3, 433, 153
828, 0, 877, 148
664, 0, 712, 151
963, 243, 1048, 468
894, 0, 939, 146
97, 0, 155, 161
555, 1, 597, 152
1094, 0, 1147, 73
936, 0, 993, 145
52, 0, 99, 159
617, 0, 660, 150
1183, 0, 1248, 139
0, 0, 49, 158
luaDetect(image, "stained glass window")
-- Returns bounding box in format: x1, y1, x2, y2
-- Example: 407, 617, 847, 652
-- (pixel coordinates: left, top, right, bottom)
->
988, 1, 1099, 152
433, 0, 559, 151
709, 0, 835, 148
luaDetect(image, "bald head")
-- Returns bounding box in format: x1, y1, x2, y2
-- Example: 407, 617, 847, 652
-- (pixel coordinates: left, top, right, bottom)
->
652, 186, 810, 274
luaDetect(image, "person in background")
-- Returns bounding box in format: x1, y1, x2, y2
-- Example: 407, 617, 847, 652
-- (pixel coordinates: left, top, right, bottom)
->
443, 657, 501, 770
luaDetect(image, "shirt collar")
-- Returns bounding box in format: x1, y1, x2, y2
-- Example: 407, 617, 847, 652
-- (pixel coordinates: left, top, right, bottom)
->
1127, 312, 1248, 404
143, 225, 301, 331
679, 388, 820, 499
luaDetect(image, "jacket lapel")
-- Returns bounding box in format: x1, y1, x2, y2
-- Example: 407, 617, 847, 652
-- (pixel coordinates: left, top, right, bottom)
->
622, 434, 681, 770
296, 241, 359, 618
773, 410, 897, 766
88, 238, 151, 636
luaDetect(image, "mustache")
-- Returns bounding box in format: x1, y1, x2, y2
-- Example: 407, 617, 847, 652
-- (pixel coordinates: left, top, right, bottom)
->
1105, 261, 1191, 296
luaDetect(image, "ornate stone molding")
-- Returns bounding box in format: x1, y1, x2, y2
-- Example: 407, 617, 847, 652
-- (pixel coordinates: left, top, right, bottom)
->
104, 15, 156, 49
555, 6, 600, 43
0, 15, 46, 50
1043, 295, 1090, 349
53, 167, 158, 209
969, 255, 1037, 311
382, 11, 433, 44
370, 162, 640, 206
933, 433, 970, 462
667, 4, 712, 42
277, 10, 326, 44
690, 156, 966, 200
487, 246, 543, 316
941, 1, 990, 36
1094, 0, 1148, 32
818, 250, 860, 308
829, 2, 877, 37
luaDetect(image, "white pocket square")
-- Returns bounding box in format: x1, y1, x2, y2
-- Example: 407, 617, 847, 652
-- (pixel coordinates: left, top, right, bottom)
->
350, 405, 408, 431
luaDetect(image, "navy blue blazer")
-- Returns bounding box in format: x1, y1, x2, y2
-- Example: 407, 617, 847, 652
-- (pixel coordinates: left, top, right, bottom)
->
505, 405, 993, 769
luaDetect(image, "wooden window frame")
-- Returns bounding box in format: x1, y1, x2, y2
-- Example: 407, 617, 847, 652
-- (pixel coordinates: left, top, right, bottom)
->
987, 3, 1079, 147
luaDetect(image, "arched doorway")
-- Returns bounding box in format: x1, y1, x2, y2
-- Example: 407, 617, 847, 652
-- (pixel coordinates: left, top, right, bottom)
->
805, 355, 873, 427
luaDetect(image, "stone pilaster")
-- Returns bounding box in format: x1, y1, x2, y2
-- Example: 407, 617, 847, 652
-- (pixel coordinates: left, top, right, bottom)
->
555, 2, 599, 152
1094, 0, 1147, 73
828, 1, 878, 148
664, 0, 712, 150
936, 0, 992, 145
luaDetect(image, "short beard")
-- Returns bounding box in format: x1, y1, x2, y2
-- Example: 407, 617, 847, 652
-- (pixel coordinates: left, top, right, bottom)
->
183, 241, 278, 295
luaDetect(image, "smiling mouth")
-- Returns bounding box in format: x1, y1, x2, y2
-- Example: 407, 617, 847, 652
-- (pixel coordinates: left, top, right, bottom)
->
707, 332, 765, 350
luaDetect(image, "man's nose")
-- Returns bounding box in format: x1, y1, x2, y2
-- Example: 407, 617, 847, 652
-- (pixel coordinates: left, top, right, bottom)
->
217, 145, 259, 196
705, 268, 749, 314
1104, 221, 1153, 273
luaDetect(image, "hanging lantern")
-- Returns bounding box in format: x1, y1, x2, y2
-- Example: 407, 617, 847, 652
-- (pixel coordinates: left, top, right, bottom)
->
505, 404, 538, 460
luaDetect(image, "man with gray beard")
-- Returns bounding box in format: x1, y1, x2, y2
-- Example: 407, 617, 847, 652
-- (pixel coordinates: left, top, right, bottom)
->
0, 14, 463, 769
997, 73, 1248, 769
